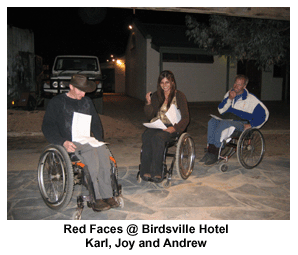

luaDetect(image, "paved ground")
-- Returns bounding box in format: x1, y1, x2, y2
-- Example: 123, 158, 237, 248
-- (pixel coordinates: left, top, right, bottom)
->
7, 156, 290, 220
7, 95, 290, 220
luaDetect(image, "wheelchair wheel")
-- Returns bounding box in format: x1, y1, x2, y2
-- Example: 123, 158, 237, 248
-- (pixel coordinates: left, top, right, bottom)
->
237, 129, 265, 169
175, 133, 195, 180
37, 145, 74, 210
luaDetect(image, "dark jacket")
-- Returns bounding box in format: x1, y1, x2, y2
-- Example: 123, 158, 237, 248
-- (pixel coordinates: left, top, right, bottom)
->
144, 90, 189, 134
42, 93, 103, 146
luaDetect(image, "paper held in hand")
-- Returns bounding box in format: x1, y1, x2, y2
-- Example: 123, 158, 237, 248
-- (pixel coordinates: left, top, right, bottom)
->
143, 104, 181, 129
210, 114, 232, 121
72, 112, 106, 147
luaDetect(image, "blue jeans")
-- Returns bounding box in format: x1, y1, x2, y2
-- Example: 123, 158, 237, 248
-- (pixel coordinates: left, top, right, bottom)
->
207, 118, 245, 148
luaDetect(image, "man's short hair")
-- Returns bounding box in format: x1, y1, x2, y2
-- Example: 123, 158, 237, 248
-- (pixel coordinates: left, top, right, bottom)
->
235, 74, 249, 86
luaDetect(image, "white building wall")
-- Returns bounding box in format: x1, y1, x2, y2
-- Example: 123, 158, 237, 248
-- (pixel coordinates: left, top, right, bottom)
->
163, 56, 237, 102
125, 23, 283, 102
146, 41, 160, 95
125, 30, 147, 100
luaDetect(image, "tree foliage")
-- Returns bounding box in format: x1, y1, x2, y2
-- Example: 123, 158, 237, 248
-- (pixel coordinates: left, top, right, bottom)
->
185, 15, 290, 69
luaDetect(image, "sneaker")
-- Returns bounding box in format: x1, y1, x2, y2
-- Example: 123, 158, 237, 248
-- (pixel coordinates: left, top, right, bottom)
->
199, 152, 211, 164
204, 153, 218, 166
93, 199, 111, 211
104, 197, 119, 208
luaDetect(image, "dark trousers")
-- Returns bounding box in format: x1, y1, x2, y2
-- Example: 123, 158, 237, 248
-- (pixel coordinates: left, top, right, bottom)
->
140, 128, 178, 178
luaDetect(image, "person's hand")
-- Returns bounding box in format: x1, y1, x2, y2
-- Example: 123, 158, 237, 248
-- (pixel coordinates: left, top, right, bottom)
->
163, 126, 176, 133
229, 89, 237, 100
244, 124, 251, 130
63, 141, 77, 153
145, 92, 152, 105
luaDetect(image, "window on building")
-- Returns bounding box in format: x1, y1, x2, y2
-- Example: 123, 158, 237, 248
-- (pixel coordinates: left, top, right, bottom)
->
162, 53, 214, 63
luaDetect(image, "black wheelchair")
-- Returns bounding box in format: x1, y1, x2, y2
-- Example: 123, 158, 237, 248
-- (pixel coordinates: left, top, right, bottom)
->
217, 128, 265, 172
137, 132, 196, 188
37, 144, 123, 220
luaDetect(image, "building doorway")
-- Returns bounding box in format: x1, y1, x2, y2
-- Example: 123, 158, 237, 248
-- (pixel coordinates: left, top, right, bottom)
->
237, 60, 262, 99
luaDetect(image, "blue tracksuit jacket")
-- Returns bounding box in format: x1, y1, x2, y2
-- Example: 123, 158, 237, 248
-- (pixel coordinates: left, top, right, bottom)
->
218, 89, 269, 128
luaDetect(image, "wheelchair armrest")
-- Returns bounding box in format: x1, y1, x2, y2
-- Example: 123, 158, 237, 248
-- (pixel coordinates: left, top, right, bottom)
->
69, 153, 80, 162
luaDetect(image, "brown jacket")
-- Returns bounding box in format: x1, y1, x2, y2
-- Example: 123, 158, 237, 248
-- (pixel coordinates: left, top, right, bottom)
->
144, 90, 189, 134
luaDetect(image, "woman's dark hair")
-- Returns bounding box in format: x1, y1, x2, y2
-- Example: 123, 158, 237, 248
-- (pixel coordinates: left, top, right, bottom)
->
157, 70, 177, 109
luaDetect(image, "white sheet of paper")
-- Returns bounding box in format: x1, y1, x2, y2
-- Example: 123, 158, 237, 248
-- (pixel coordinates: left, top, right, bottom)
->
143, 119, 167, 129
165, 104, 181, 125
210, 114, 233, 121
220, 126, 236, 143
72, 112, 106, 147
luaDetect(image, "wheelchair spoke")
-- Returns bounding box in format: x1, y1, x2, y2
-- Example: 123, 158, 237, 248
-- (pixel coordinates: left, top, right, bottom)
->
37, 145, 74, 210
40, 151, 66, 203
176, 135, 195, 179
238, 129, 265, 168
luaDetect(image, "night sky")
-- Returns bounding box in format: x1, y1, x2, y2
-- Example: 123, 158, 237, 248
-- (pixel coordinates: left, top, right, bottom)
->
7, 7, 206, 66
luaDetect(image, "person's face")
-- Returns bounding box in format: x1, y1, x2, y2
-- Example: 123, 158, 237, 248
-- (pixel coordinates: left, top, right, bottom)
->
69, 85, 85, 100
160, 77, 172, 93
233, 78, 247, 95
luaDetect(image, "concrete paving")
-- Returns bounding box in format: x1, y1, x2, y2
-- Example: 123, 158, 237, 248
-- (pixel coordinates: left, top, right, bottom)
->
7, 96, 290, 220
7, 137, 290, 220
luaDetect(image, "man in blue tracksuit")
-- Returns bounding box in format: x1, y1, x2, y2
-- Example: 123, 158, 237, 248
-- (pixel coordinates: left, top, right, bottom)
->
200, 74, 269, 166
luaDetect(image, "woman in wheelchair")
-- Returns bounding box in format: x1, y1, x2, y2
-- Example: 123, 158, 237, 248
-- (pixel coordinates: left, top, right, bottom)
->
140, 70, 189, 182
199, 74, 269, 166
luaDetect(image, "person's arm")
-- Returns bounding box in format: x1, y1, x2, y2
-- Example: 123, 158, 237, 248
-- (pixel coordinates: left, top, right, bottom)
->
89, 97, 104, 141
144, 92, 159, 121
219, 91, 234, 114
42, 98, 67, 146
249, 103, 268, 128
171, 91, 189, 134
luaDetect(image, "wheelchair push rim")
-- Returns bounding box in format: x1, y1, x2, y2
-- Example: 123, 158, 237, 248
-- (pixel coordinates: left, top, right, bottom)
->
37, 145, 74, 210
237, 128, 265, 169
175, 133, 196, 180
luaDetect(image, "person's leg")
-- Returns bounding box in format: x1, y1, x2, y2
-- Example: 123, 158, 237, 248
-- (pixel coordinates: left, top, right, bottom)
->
74, 143, 113, 211
207, 118, 220, 145
94, 145, 119, 208
140, 128, 157, 179
199, 118, 220, 163
94, 145, 113, 199
213, 120, 245, 148
150, 130, 177, 179
204, 120, 245, 166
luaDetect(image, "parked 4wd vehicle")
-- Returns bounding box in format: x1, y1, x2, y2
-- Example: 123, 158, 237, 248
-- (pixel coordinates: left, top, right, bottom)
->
43, 55, 104, 113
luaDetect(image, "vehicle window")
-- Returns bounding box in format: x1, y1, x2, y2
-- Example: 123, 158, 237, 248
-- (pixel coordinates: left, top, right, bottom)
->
54, 58, 98, 71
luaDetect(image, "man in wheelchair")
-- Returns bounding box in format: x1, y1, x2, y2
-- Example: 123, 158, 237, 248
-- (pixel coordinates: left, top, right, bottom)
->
42, 74, 118, 211
200, 74, 269, 166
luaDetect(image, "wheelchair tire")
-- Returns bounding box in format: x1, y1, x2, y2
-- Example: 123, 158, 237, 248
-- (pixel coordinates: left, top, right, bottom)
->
237, 129, 265, 169
175, 133, 196, 180
37, 144, 74, 210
